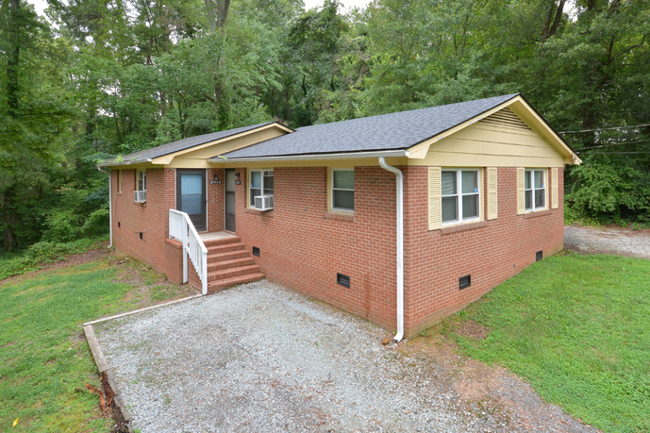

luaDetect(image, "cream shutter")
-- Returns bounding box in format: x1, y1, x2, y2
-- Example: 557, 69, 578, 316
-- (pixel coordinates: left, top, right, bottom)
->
516, 168, 525, 215
552, 168, 559, 209
428, 167, 442, 230
487, 167, 498, 220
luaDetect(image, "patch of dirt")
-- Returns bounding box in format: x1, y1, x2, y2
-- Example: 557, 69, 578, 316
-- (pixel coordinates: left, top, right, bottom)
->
454, 319, 490, 340
404, 328, 600, 433
0, 244, 113, 286
565, 225, 650, 259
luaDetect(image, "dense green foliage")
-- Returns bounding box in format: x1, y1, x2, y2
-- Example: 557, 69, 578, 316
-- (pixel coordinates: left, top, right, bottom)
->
1, 0, 649, 250
0, 252, 192, 432
444, 252, 650, 432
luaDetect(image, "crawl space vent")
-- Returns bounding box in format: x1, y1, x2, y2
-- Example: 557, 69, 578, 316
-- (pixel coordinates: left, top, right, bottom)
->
252, 246, 260, 257
536, 251, 543, 261
459, 275, 471, 290
337, 273, 350, 288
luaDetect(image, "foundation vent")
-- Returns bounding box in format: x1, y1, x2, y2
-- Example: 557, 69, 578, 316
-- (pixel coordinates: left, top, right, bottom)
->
337, 273, 351, 288
459, 275, 471, 290
252, 246, 260, 257
536, 251, 543, 261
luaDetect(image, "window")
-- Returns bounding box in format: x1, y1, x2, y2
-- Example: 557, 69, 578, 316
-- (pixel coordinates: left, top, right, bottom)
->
331, 169, 354, 212
249, 170, 274, 206
441, 169, 480, 224
525, 169, 545, 211
137, 170, 146, 191
117, 169, 123, 193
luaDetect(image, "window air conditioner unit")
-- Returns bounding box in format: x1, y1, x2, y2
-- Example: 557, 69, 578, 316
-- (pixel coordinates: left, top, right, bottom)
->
134, 190, 147, 203
254, 195, 274, 211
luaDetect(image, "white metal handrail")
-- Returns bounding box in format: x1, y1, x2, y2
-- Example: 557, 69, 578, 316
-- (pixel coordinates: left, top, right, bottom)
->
169, 209, 208, 295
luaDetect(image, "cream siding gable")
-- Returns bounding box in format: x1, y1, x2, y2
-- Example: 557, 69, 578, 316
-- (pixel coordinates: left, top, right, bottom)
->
428, 167, 442, 230
487, 167, 498, 220
151, 124, 291, 168
413, 107, 566, 168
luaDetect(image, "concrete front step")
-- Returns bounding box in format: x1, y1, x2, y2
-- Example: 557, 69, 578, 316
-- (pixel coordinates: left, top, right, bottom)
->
208, 249, 250, 263
207, 257, 255, 272
203, 236, 241, 248
208, 273, 265, 293
207, 242, 246, 255
208, 265, 261, 282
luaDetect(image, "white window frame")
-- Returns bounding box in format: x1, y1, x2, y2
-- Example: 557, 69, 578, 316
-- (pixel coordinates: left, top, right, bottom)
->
441, 168, 481, 226
525, 169, 546, 211
331, 168, 355, 213
137, 169, 146, 192
248, 169, 274, 207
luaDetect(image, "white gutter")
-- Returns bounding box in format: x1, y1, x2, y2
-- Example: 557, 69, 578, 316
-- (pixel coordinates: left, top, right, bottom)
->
378, 157, 404, 343
96, 167, 113, 248
207, 149, 409, 164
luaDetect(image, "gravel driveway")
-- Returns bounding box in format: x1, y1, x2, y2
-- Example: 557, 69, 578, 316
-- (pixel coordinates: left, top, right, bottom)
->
96, 282, 598, 433
565, 225, 650, 259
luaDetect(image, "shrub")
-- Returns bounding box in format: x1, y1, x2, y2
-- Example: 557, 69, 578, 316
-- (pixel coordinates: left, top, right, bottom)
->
81, 208, 110, 237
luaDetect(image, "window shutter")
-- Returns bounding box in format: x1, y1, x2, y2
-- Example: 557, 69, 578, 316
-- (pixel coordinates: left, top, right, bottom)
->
517, 168, 525, 215
428, 167, 442, 230
487, 167, 498, 220
551, 168, 559, 209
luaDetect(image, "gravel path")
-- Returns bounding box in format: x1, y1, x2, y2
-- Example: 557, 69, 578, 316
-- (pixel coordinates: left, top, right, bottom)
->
565, 225, 650, 259
96, 282, 599, 433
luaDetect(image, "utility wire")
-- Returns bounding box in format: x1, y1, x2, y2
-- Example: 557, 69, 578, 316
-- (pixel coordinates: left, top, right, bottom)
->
560, 123, 650, 134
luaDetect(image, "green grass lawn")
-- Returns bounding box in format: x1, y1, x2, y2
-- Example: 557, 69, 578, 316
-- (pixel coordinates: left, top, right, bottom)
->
0, 252, 193, 432
443, 252, 650, 433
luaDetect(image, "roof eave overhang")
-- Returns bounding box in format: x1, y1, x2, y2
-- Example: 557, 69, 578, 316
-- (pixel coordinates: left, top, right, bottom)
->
97, 158, 153, 167
208, 149, 410, 164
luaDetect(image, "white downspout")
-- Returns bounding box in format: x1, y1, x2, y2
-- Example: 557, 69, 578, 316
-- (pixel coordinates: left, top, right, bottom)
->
379, 157, 404, 343
97, 167, 113, 248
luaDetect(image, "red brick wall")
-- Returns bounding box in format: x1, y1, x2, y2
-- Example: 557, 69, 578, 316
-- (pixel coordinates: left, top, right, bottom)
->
112, 167, 226, 283
234, 166, 399, 330
112, 168, 176, 277
403, 167, 565, 335
112, 164, 565, 336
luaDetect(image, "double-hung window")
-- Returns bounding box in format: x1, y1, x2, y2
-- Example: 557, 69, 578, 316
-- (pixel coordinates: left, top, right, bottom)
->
441, 169, 480, 224
525, 169, 545, 211
137, 169, 146, 192
331, 169, 354, 212
249, 170, 274, 206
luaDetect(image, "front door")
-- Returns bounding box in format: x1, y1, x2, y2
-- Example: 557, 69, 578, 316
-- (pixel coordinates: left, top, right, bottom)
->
177, 169, 206, 232
225, 169, 236, 232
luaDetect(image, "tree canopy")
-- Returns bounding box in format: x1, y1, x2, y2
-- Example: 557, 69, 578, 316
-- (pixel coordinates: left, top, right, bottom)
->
1, 0, 649, 250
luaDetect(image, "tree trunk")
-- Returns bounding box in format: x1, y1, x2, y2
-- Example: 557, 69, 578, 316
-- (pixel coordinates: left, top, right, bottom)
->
2, 192, 16, 251
204, 0, 230, 31
7, 0, 21, 117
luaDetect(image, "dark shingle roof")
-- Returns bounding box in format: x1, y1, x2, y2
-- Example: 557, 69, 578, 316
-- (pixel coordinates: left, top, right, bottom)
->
102, 122, 275, 165
221, 94, 519, 160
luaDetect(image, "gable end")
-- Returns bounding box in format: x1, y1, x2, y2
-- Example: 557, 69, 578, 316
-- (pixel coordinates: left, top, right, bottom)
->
479, 107, 532, 132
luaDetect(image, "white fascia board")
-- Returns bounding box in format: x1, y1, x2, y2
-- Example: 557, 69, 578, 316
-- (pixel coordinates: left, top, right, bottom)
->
207, 150, 409, 164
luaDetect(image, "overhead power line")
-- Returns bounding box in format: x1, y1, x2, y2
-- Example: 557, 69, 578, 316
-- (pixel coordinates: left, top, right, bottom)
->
560, 123, 650, 134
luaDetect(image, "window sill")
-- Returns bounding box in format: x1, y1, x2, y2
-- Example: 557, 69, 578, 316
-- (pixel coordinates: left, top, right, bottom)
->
324, 212, 354, 222
440, 220, 487, 235
524, 209, 551, 219
244, 208, 274, 217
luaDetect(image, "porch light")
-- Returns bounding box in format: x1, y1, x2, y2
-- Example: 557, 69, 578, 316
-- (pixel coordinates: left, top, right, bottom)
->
213, 174, 219, 182
234, 172, 240, 180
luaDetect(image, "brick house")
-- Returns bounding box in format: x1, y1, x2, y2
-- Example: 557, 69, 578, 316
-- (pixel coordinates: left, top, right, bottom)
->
98, 94, 580, 340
